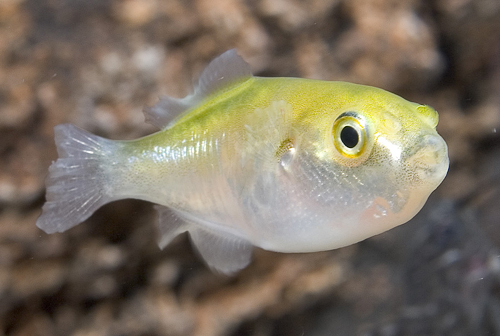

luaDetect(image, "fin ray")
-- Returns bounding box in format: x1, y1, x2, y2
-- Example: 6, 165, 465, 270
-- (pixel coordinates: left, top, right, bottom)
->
189, 226, 253, 274
155, 206, 253, 274
144, 49, 252, 129
155, 205, 189, 249
37, 124, 119, 234
194, 49, 252, 98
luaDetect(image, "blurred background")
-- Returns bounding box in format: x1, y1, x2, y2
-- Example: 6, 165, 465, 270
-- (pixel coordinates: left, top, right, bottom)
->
1, 0, 500, 335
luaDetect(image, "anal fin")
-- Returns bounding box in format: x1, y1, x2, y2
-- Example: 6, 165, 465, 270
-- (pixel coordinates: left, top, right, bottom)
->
155, 206, 253, 274
189, 227, 253, 274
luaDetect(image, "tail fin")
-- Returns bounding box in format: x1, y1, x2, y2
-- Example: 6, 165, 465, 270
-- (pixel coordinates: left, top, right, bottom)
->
37, 124, 119, 234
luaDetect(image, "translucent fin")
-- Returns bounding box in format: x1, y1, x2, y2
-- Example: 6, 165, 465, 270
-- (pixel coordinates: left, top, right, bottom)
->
155, 205, 188, 249
144, 49, 252, 129
242, 100, 295, 169
36, 124, 119, 234
189, 227, 253, 274
194, 49, 253, 98
155, 206, 253, 274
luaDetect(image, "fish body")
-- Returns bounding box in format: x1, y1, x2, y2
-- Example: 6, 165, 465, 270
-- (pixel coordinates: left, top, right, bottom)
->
37, 50, 449, 273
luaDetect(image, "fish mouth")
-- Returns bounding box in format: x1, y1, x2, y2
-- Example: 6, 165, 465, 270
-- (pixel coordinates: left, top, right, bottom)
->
405, 133, 449, 184
360, 133, 449, 227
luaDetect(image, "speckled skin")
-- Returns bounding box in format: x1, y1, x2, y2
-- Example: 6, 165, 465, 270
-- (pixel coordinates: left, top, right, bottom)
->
36, 51, 449, 273
113, 77, 449, 252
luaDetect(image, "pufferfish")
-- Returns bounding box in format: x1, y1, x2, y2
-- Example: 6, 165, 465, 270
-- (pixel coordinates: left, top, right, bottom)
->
36, 50, 449, 274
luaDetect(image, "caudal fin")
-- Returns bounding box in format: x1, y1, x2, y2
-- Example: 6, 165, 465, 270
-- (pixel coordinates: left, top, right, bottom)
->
37, 124, 119, 234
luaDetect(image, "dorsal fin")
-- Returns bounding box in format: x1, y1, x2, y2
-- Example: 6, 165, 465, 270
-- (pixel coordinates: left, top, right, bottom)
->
144, 49, 253, 129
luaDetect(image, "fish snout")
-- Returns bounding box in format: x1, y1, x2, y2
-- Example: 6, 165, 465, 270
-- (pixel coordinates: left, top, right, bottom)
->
406, 133, 449, 183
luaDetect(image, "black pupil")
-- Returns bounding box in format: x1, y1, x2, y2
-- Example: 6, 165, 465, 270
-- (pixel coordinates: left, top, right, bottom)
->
340, 126, 359, 148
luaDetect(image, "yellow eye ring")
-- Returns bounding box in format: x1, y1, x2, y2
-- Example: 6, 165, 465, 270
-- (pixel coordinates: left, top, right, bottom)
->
333, 113, 367, 158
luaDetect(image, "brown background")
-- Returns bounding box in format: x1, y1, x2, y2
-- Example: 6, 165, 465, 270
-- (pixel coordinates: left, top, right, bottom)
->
1, 0, 500, 335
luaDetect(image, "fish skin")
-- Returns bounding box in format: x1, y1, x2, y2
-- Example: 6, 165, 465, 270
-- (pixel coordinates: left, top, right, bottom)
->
36, 50, 449, 273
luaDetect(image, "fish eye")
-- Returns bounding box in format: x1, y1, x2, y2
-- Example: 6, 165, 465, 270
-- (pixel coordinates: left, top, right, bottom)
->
333, 112, 366, 158
340, 125, 359, 148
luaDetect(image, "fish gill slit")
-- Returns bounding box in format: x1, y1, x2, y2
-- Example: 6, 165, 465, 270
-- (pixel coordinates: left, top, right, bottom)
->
275, 138, 294, 160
